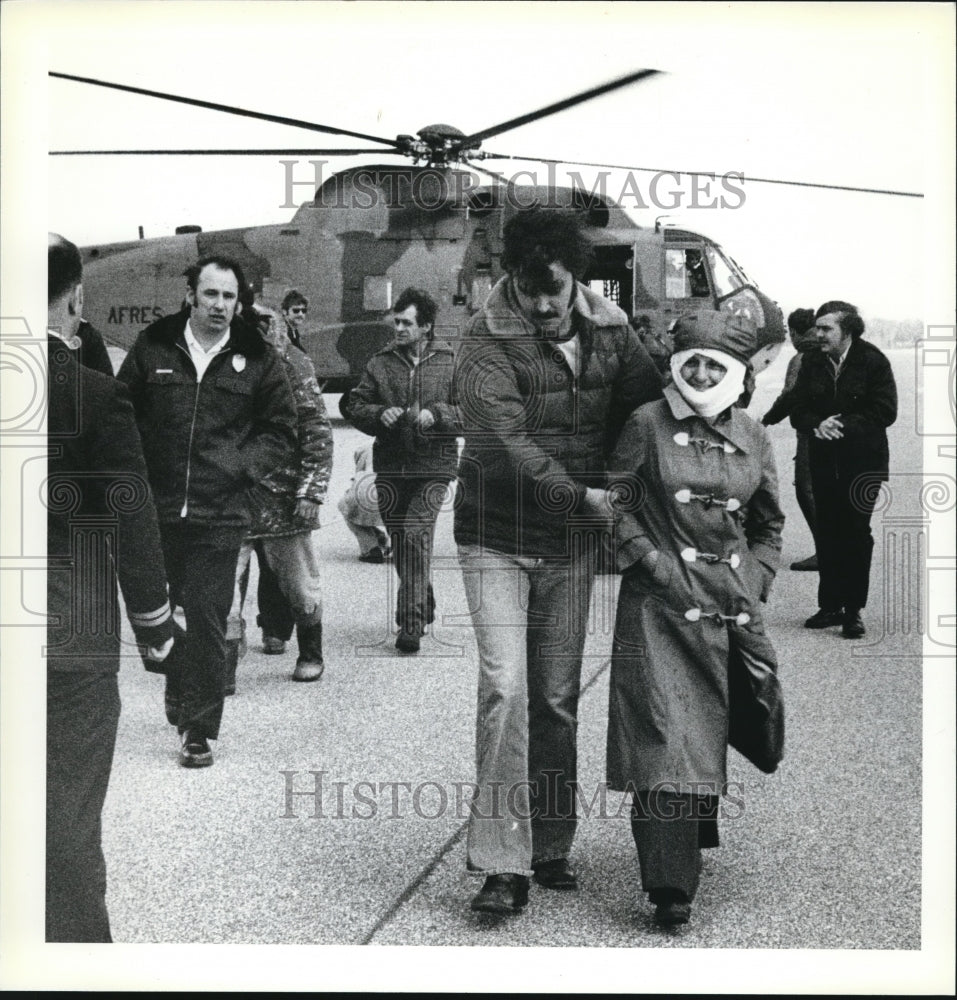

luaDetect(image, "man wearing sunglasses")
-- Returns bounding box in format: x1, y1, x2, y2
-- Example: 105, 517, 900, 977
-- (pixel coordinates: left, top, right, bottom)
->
281, 290, 309, 352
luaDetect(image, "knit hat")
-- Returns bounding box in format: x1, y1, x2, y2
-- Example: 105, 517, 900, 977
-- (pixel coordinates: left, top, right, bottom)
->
671, 310, 757, 366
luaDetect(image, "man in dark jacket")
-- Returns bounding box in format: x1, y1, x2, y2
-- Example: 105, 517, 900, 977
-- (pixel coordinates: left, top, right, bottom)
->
347, 288, 459, 653
117, 256, 297, 766
47, 234, 173, 940
76, 318, 114, 376
451, 209, 662, 915
762, 307, 819, 570
790, 300, 897, 639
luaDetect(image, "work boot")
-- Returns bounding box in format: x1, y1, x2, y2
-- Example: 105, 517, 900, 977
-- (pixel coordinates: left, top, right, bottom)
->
224, 638, 240, 696
293, 621, 325, 682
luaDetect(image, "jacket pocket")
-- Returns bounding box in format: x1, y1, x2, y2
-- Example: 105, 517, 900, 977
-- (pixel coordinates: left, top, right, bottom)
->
739, 552, 771, 605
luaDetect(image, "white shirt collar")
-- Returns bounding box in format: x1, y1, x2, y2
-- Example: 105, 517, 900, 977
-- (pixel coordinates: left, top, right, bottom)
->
184, 319, 231, 356
48, 326, 81, 349
184, 319, 231, 381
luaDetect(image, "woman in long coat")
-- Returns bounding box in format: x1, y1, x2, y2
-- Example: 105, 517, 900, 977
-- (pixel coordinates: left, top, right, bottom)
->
607, 310, 785, 926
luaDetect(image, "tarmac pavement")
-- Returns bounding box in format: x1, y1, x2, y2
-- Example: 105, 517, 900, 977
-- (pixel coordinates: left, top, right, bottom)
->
84, 348, 949, 988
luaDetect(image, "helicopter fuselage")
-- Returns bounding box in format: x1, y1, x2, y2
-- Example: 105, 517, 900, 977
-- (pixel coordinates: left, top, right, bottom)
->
79, 165, 784, 389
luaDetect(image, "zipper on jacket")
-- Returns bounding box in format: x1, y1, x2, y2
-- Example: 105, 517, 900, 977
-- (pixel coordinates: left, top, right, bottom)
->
176, 342, 203, 518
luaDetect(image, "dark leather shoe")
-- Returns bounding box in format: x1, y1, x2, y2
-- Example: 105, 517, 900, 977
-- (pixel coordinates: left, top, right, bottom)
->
804, 608, 843, 629
470, 874, 529, 915
790, 554, 818, 571
179, 731, 213, 768
532, 858, 578, 890
655, 899, 691, 926
358, 547, 385, 564
842, 610, 866, 639
395, 630, 421, 654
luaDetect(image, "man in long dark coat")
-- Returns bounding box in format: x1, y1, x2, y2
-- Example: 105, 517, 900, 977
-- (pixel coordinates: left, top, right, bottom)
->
47, 234, 174, 940
789, 300, 898, 639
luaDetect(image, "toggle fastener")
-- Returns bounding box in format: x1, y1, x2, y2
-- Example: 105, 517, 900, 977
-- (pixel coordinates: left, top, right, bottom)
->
684, 608, 751, 626
674, 489, 741, 512
680, 547, 741, 568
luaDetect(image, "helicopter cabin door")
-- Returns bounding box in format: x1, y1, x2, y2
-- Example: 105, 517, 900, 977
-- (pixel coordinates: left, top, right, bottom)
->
584, 246, 635, 319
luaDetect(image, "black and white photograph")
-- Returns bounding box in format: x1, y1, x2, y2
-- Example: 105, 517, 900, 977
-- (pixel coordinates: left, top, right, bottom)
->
0, 1, 954, 992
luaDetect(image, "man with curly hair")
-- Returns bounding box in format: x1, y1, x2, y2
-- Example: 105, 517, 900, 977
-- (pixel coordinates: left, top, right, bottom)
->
452, 209, 662, 914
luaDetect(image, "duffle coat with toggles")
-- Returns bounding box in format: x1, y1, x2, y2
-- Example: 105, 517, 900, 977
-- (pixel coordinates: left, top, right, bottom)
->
606, 384, 784, 794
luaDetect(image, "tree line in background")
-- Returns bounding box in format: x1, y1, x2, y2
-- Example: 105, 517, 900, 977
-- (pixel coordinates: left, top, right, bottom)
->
866, 318, 925, 348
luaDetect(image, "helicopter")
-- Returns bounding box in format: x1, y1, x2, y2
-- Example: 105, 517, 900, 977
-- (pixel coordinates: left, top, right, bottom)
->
49, 67, 905, 392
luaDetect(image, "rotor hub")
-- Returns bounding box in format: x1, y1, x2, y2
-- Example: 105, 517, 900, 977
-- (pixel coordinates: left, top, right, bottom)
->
394, 124, 481, 165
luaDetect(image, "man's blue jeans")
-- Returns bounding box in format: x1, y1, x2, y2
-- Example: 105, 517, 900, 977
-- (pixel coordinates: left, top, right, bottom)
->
458, 543, 596, 876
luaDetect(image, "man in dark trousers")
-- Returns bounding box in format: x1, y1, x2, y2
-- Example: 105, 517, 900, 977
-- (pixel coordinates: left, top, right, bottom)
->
117, 255, 296, 766
762, 307, 819, 570
347, 288, 460, 653
790, 300, 898, 639
46, 233, 174, 941
452, 209, 662, 915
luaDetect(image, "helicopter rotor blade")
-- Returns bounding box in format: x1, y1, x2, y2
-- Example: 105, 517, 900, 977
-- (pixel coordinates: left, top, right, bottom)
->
49, 71, 402, 148
482, 153, 924, 200
451, 68, 662, 150
50, 148, 396, 156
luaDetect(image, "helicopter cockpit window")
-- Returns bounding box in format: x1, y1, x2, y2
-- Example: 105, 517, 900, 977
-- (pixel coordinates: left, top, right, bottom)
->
704, 245, 747, 299
665, 248, 711, 299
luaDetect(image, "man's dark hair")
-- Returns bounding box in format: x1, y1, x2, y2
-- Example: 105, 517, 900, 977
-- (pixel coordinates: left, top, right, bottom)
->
501, 209, 592, 287
48, 233, 83, 305
282, 289, 308, 312
816, 300, 865, 339
183, 255, 248, 295
394, 287, 437, 334
787, 308, 816, 336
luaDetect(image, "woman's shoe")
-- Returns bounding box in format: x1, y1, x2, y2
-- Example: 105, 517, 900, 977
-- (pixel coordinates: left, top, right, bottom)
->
655, 899, 691, 926
652, 888, 691, 926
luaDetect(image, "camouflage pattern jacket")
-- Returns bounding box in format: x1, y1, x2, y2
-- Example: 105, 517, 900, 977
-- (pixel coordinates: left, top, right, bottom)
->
247, 315, 334, 538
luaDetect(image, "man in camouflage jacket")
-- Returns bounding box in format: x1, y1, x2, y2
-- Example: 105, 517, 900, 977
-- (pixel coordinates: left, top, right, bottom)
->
227, 307, 334, 682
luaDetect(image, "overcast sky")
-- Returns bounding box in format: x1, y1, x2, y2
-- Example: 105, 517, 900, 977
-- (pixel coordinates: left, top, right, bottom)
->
20, 2, 957, 323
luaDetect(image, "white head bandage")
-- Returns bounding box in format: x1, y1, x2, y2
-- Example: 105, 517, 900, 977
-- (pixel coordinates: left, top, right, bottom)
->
670, 348, 747, 418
